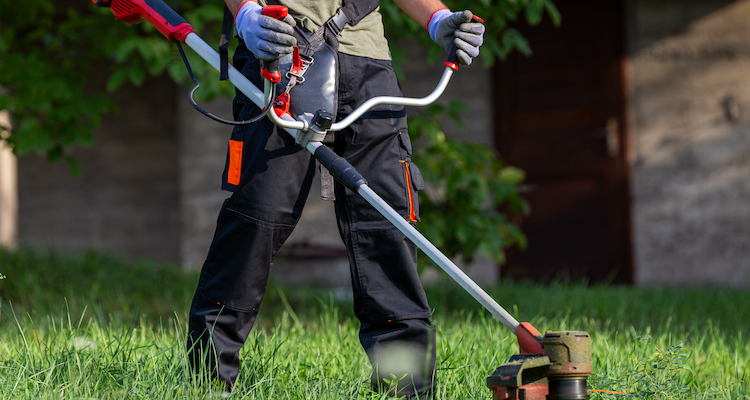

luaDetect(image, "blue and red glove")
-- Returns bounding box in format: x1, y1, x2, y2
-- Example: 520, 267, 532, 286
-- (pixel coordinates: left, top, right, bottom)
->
428, 9, 485, 66
234, 0, 297, 61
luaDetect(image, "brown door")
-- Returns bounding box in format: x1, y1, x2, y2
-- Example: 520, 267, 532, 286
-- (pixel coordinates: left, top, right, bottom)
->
494, 0, 633, 283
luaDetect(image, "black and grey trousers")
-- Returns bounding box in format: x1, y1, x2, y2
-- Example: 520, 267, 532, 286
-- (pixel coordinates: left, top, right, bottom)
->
187, 43, 436, 397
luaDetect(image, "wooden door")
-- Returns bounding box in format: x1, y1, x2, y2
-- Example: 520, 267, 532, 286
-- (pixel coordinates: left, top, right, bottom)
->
494, 0, 633, 283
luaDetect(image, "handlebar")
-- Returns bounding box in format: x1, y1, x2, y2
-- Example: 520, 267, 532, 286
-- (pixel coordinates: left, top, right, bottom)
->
266, 67, 456, 132
444, 14, 484, 71
260, 6, 289, 83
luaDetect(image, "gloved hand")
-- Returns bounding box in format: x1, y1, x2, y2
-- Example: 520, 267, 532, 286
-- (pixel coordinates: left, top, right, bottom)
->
429, 9, 485, 66
234, 1, 297, 61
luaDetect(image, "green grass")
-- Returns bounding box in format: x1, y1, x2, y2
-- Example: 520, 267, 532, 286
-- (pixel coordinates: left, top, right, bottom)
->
1, 248, 749, 399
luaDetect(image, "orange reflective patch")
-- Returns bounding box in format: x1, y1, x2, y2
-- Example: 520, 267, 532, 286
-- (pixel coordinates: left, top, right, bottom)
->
228, 140, 243, 186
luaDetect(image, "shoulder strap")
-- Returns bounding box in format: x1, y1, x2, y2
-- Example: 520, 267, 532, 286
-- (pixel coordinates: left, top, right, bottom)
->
220, 0, 382, 78
340, 0, 380, 26
264, 0, 380, 26
219, 5, 234, 81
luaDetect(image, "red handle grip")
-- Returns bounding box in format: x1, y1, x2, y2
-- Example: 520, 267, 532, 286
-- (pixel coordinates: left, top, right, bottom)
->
262, 5, 288, 19
445, 14, 484, 71
259, 5, 290, 83
91, 0, 195, 43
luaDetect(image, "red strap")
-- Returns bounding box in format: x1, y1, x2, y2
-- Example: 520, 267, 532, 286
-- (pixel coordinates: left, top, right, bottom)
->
291, 46, 303, 77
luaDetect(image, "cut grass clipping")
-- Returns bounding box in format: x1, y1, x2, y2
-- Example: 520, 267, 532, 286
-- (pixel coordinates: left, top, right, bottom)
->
1, 248, 748, 399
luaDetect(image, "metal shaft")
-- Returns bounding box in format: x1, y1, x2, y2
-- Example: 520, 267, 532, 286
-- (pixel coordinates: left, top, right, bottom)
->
357, 185, 520, 334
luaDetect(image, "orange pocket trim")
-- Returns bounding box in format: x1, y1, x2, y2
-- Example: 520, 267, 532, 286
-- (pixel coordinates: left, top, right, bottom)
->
403, 160, 418, 222
228, 140, 244, 186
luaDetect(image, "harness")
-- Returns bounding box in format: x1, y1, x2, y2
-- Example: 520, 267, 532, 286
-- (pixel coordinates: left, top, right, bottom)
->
219, 0, 380, 85
219, 0, 381, 200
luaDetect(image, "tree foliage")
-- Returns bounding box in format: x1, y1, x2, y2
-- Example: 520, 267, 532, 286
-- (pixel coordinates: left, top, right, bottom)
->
0, 0, 230, 167
381, 0, 560, 66
408, 102, 529, 268
0, 0, 560, 265
379, 0, 560, 267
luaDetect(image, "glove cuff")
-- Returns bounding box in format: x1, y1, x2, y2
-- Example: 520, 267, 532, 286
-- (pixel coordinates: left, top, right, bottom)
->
427, 8, 451, 42
234, 0, 260, 34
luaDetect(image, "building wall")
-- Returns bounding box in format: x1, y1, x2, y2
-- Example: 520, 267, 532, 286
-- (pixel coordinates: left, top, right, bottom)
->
177, 94, 231, 269
629, 0, 750, 286
17, 76, 181, 263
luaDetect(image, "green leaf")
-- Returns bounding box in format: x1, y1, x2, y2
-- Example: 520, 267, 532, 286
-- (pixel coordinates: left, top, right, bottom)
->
115, 37, 140, 63
478, 240, 503, 263
128, 64, 146, 87
525, 0, 545, 26
106, 68, 129, 92
503, 29, 532, 56
65, 155, 81, 176
499, 166, 526, 185
545, 0, 562, 26
456, 224, 472, 243
46, 145, 63, 163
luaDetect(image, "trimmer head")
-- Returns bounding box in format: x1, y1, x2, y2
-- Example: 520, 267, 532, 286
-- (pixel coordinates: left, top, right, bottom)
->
487, 327, 593, 400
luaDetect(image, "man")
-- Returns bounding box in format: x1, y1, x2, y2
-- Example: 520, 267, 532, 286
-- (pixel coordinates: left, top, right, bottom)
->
187, 0, 484, 397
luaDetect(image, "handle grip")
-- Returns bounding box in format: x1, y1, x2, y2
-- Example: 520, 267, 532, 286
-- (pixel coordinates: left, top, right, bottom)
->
91, 0, 195, 43
260, 5, 290, 83
444, 14, 484, 71
262, 5, 289, 19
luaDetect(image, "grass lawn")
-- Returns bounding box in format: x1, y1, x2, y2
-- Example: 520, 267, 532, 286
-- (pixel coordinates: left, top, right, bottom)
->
0, 248, 748, 399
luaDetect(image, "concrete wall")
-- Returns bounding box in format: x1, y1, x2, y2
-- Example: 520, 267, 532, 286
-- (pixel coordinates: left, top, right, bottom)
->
17, 76, 181, 263
629, 0, 750, 286
177, 94, 231, 269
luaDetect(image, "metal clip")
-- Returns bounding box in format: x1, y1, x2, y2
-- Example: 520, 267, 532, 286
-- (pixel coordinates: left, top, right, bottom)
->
283, 55, 314, 94
285, 55, 314, 84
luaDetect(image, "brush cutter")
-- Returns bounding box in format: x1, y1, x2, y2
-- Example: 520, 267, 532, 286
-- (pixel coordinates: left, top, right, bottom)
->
91, 1, 593, 398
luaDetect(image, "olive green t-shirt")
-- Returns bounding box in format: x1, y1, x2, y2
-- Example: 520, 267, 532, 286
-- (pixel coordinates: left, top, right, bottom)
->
257, 0, 391, 60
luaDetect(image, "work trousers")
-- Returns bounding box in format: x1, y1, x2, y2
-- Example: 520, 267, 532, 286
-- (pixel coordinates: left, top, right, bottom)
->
187, 45, 436, 397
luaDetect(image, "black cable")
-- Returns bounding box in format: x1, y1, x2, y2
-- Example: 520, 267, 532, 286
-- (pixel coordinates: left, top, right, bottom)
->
176, 42, 275, 125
